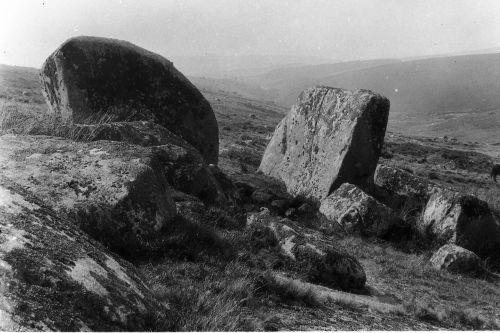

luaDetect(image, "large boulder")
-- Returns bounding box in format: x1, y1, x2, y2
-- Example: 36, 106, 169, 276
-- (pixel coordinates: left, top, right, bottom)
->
0, 178, 166, 330
420, 189, 500, 257
68, 121, 235, 205
247, 209, 366, 290
40, 36, 218, 164
373, 164, 438, 209
0, 134, 177, 257
319, 183, 400, 237
430, 244, 483, 274
259, 86, 389, 201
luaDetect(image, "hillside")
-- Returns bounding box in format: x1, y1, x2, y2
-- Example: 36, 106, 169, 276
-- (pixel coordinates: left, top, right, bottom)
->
170, 54, 335, 78
244, 58, 400, 93
237, 53, 500, 144
1, 61, 500, 330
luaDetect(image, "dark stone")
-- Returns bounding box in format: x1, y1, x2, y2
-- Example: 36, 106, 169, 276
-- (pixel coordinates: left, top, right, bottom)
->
40, 36, 218, 164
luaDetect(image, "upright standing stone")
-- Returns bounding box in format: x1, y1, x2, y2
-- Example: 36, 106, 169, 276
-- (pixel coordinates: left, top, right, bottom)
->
40, 36, 219, 164
259, 86, 389, 201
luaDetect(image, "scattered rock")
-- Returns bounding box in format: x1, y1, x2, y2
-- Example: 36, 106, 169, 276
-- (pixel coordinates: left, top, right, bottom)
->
284, 208, 297, 218
0, 134, 176, 257
251, 189, 275, 204
373, 164, 438, 209
420, 189, 500, 257
0, 178, 166, 331
270, 199, 290, 213
207, 163, 240, 203
151, 142, 229, 205
297, 203, 315, 215
175, 197, 206, 223
234, 181, 257, 201
40, 36, 219, 164
243, 203, 258, 212
430, 244, 483, 274
259, 86, 389, 201
246, 209, 366, 290
319, 183, 400, 237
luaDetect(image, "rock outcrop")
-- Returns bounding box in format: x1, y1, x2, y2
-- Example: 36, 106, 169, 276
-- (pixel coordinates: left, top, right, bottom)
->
40, 36, 218, 164
373, 164, 437, 209
0, 178, 166, 331
430, 244, 483, 274
68, 121, 234, 205
319, 183, 400, 237
259, 86, 389, 201
247, 209, 366, 290
420, 189, 500, 257
0, 134, 177, 256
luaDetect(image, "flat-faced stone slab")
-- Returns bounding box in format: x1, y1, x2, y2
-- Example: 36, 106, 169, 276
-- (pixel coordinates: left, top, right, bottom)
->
259, 86, 389, 201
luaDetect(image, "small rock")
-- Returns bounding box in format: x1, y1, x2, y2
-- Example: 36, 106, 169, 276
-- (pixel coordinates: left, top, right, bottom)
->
297, 246, 366, 290
248, 223, 279, 250
234, 181, 257, 196
319, 183, 399, 237
251, 189, 275, 204
175, 199, 206, 223
430, 244, 483, 274
284, 208, 297, 218
420, 189, 500, 257
270, 199, 290, 213
373, 164, 438, 209
243, 203, 258, 212
297, 203, 315, 215
246, 209, 366, 290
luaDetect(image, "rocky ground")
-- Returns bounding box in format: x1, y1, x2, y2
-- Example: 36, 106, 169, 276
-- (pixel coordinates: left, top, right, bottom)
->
1, 53, 500, 330
205, 89, 500, 330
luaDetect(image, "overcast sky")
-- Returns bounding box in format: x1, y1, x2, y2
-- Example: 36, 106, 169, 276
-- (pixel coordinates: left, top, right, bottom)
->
2, 0, 500, 67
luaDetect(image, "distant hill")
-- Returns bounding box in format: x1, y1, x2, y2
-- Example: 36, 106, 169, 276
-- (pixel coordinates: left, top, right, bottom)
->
238, 53, 500, 144
242, 59, 401, 105
169, 54, 335, 78
188, 76, 275, 103
3, 51, 500, 144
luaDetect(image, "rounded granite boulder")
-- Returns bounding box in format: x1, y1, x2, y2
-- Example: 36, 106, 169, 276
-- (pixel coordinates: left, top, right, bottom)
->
40, 36, 219, 164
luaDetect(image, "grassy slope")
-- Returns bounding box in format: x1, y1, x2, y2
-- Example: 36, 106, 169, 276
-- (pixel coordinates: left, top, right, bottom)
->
207, 89, 500, 330
1, 64, 500, 330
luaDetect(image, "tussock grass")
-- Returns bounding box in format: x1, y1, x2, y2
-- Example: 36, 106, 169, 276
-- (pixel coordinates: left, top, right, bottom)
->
220, 146, 262, 171
159, 215, 237, 262
141, 260, 260, 331
336, 235, 500, 329
257, 271, 323, 308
